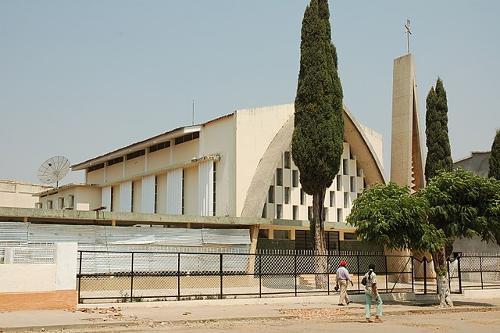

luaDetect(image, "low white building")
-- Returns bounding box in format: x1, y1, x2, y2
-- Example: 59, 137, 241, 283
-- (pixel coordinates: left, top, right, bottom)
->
0, 180, 51, 209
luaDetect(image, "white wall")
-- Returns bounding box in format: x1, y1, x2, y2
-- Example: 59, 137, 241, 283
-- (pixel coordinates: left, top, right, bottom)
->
0, 243, 77, 293
235, 104, 294, 216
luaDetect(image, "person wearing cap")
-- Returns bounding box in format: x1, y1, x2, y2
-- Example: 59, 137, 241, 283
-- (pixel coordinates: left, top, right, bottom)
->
336, 260, 353, 306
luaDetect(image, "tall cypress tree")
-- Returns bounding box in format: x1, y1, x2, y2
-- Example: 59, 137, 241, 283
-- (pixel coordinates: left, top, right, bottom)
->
425, 78, 452, 182
292, 0, 343, 267
489, 130, 500, 179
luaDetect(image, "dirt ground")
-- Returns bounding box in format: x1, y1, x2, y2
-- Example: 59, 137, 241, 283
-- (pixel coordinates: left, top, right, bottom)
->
35, 307, 500, 333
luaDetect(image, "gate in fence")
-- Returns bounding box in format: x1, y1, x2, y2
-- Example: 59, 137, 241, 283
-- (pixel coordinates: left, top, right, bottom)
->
76, 250, 500, 303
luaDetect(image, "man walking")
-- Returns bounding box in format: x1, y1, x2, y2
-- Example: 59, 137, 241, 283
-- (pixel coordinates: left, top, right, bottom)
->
336, 260, 353, 306
363, 264, 383, 322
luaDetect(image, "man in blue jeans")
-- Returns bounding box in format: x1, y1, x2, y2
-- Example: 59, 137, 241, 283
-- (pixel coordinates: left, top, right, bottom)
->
364, 264, 383, 322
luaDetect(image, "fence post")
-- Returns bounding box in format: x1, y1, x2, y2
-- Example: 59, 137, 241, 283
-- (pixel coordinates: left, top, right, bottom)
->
77, 251, 82, 304
423, 258, 427, 295
384, 255, 388, 293
219, 253, 223, 299
259, 253, 262, 298
294, 253, 297, 297
411, 256, 414, 294
177, 253, 181, 301
479, 256, 484, 290
130, 252, 134, 302
457, 255, 462, 294
356, 254, 360, 293
326, 253, 330, 295
447, 260, 451, 291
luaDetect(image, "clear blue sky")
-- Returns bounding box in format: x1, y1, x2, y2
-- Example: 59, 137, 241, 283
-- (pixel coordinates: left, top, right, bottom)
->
1, 0, 499, 184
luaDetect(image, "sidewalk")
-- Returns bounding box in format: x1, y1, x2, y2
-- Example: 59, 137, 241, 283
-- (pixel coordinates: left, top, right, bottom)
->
1, 294, 499, 332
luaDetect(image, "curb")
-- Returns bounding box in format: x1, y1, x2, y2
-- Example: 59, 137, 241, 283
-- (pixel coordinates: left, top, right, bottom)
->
0, 321, 138, 333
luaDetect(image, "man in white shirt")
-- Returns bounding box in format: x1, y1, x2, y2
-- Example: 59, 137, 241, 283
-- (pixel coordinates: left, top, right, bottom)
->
336, 260, 353, 306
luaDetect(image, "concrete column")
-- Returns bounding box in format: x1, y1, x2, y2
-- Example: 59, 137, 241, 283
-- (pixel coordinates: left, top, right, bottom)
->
289, 229, 295, 241
4, 248, 15, 264
23, 216, 28, 223
55, 242, 78, 290
267, 229, 274, 240
111, 219, 116, 227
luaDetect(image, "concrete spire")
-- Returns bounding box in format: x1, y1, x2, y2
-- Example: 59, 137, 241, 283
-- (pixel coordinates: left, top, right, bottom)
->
390, 54, 425, 192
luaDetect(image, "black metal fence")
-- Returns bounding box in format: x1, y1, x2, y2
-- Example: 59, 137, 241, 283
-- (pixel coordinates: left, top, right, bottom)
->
76, 250, 500, 303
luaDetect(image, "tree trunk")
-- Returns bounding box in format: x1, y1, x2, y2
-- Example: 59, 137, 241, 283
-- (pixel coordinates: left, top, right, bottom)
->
312, 190, 327, 289
432, 247, 453, 307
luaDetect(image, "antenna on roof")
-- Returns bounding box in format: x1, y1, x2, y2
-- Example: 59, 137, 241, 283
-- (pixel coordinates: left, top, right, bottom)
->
192, 99, 195, 125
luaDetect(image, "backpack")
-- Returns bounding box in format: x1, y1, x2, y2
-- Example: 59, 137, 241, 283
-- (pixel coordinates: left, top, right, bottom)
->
361, 271, 372, 286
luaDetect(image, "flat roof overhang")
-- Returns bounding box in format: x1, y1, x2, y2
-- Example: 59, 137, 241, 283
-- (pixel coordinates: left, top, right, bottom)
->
0, 207, 355, 231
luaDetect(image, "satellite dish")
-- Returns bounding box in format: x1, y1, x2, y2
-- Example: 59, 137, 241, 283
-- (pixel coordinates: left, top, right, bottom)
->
38, 156, 70, 188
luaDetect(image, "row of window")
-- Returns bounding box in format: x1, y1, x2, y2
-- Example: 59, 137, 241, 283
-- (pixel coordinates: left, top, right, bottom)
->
38, 195, 74, 210
263, 203, 345, 222
268, 185, 354, 208
87, 132, 200, 173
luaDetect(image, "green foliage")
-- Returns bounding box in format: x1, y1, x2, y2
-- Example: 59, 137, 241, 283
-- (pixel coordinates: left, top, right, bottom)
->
425, 78, 453, 182
489, 130, 500, 180
348, 170, 500, 251
292, 0, 344, 195
424, 169, 500, 246
347, 183, 445, 252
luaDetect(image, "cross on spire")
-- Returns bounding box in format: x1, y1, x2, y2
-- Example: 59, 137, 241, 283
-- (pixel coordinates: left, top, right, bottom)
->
405, 19, 412, 54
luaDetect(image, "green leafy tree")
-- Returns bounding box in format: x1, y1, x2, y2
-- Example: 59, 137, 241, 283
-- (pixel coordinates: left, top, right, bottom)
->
425, 78, 453, 182
348, 169, 500, 307
489, 130, 500, 180
292, 0, 344, 287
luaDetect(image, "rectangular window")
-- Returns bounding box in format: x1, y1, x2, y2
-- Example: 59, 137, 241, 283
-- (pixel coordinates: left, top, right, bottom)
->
350, 176, 356, 193
47, 200, 53, 209
337, 175, 342, 191
174, 132, 200, 145
268, 186, 275, 203
284, 151, 291, 169
292, 205, 298, 220
149, 141, 170, 153
68, 195, 75, 208
126, 149, 145, 160
337, 208, 343, 222
308, 206, 313, 221
36, 202, 42, 209
131, 181, 135, 212
284, 187, 290, 204
213, 162, 217, 216
181, 170, 185, 214
110, 187, 114, 211
300, 189, 305, 205
276, 168, 283, 186
58, 197, 64, 209
276, 204, 282, 219
344, 192, 348, 208
107, 156, 124, 166
329, 191, 335, 207
344, 232, 357, 240
274, 230, 289, 239
323, 207, 329, 221
88, 163, 104, 172
343, 159, 349, 175
154, 176, 158, 213
292, 170, 299, 187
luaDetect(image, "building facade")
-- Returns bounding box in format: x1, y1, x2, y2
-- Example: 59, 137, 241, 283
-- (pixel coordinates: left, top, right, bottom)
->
37, 103, 385, 240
